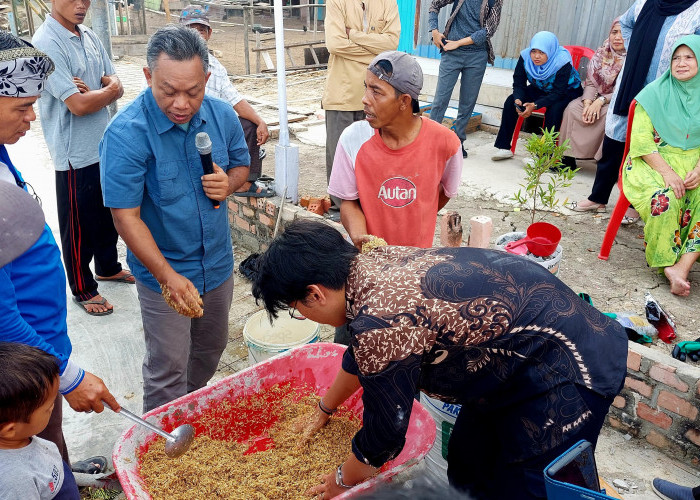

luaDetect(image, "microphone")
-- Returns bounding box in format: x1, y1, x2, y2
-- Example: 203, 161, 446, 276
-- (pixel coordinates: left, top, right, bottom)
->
195, 132, 220, 209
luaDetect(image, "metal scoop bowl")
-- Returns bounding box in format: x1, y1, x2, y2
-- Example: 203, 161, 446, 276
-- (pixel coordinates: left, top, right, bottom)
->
115, 406, 195, 458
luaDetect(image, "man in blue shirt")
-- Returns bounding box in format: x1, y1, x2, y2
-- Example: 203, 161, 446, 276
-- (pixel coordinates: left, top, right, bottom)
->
0, 31, 119, 471
33, 0, 131, 316
428, 0, 504, 158
100, 25, 250, 411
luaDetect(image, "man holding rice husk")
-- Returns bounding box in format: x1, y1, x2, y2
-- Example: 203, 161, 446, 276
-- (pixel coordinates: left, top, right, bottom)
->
100, 25, 250, 412
253, 219, 628, 500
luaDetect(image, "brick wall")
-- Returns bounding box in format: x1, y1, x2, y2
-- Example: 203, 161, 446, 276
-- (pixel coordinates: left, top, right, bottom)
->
610, 342, 700, 464
227, 193, 345, 254
227, 194, 700, 466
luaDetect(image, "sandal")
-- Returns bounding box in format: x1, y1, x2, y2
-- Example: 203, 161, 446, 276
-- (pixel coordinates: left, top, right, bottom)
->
73, 296, 114, 316
95, 270, 135, 284
621, 215, 640, 225
568, 200, 606, 213
233, 181, 275, 198
71, 456, 108, 474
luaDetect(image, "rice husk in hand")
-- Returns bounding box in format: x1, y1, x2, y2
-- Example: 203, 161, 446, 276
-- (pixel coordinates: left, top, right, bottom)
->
361, 235, 387, 253
161, 283, 204, 318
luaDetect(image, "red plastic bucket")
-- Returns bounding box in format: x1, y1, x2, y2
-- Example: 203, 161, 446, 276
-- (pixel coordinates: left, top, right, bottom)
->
526, 222, 561, 257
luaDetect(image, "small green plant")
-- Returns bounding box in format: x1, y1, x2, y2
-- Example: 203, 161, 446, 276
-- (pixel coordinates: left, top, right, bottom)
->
512, 127, 578, 225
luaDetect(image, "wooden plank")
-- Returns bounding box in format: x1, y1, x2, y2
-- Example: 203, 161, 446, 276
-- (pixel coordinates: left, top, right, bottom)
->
251, 40, 325, 51
261, 63, 326, 73
285, 47, 296, 66
261, 51, 274, 70
309, 47, 319, 65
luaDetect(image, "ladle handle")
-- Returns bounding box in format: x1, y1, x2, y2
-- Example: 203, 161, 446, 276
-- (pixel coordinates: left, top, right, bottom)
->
117, 407, 175, 441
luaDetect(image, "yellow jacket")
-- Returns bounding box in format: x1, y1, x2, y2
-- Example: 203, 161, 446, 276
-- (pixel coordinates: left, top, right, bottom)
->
322, 0, 401, 111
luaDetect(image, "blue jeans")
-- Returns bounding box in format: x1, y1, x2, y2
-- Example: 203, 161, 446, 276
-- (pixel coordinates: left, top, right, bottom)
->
429, 48, 488, 143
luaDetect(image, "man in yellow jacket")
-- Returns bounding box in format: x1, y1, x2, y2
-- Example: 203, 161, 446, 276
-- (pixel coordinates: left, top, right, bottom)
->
323, 0, 400, 219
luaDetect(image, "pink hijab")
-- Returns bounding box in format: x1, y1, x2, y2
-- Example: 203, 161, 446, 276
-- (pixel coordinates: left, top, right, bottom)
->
588, 20, 626, 95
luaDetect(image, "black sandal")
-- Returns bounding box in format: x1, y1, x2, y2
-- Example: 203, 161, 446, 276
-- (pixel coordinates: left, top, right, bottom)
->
71, 456, 108, 474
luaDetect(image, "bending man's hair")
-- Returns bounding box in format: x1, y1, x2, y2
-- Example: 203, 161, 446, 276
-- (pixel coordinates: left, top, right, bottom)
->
252, 219, 359, 318
146, 24, 209, 73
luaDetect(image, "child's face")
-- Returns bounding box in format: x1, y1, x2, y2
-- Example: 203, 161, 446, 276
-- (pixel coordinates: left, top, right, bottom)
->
11, 377, 59, 441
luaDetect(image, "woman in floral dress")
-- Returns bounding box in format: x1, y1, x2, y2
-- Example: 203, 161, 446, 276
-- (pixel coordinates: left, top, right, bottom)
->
623, 35, 700, 296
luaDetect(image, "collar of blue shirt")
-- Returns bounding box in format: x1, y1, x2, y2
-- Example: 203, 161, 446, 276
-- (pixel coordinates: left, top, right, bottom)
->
143, 87, 209, 135
45, 13, 87, 39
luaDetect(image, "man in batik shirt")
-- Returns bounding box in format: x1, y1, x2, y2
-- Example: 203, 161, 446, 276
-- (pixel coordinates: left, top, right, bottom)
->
252, 219, 627, 500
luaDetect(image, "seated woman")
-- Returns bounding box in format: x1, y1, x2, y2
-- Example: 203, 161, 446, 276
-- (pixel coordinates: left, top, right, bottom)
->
560, 20, 626, 171
492, 31, 583, 161
253, 219, 628, 500
622, 35, 700, 296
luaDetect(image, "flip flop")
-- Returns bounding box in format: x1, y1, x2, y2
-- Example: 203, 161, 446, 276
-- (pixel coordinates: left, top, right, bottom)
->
73, 296, 114, 316
233, 182, 275, 198
71, 456, 108, 474
621, 215, 640, 225
96, 270, 135, 284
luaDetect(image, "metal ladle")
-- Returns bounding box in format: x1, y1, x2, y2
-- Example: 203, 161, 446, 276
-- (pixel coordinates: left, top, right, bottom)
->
113, 405, 195, 458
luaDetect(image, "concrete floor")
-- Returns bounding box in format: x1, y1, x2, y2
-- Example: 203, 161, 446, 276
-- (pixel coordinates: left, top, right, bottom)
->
8, 56, 698, 498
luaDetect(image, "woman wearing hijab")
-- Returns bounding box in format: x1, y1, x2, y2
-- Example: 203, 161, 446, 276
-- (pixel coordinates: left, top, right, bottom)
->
622, 35, 700, 296
572, 0, 700, 219
492, 31, 582, 161
560, 20, 626, 170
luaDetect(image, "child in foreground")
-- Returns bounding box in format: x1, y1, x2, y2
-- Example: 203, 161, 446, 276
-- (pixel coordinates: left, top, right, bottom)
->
0, 342, 80, 499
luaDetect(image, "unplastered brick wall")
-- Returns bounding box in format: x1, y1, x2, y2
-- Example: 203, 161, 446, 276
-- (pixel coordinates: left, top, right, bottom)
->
609, 341, 700, 465
227, 194, 346, 254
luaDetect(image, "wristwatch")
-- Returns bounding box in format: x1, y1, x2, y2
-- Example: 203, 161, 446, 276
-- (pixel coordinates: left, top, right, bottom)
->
598, 96, 607, 104
336, 465, 353, 489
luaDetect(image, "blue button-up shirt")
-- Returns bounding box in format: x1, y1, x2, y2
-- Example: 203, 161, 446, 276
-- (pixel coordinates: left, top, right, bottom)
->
99, 89, 250, 294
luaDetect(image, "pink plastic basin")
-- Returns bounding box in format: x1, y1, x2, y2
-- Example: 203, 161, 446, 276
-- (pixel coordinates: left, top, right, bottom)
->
112, 342, 436, 499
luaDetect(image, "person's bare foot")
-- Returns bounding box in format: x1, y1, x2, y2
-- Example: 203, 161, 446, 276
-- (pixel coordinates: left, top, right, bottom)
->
664, 266, 691, 296
569, 199, 606, 212
235, 181, 254, 193
96, 269, 135, 284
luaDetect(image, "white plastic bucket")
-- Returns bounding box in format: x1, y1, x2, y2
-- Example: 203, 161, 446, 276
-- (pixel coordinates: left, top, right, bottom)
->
243, 309, 320, 365
494, 231, 563, 276
419, 392, 461, 483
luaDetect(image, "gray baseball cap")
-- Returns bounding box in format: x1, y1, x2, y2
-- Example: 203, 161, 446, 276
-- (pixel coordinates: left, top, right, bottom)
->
368, 51, 423, 113
0, 182, 45, 267
180, 4, 211, 28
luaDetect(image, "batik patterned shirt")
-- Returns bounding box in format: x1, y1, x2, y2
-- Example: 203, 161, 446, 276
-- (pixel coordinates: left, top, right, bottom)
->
340, 246, 627, 467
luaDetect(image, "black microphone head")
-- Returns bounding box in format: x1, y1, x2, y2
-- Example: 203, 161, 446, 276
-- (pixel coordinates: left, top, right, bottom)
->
195, 132, 212, 154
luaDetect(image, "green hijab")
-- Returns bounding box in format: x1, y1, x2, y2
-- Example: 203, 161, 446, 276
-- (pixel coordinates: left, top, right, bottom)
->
635, 34, 700, 150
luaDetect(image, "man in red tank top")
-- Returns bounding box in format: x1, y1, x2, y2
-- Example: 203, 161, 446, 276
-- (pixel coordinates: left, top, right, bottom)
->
328, 51, 463, 249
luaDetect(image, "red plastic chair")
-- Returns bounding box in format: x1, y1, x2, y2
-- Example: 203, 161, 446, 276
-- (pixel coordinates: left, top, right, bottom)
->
598, 99, 637, 260
509, 45, 596, 154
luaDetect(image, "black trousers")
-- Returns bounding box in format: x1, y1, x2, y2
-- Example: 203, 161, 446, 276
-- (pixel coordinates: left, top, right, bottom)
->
447, 387, 613, 500
494, 86, 582, 150
588, 136, 627, 205
239, 117, 262, 183
55, 163, 121, 301
36, 392, 69, 463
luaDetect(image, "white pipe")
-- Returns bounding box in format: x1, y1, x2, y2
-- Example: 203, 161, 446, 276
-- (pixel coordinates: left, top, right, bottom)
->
273, 0, 289, 147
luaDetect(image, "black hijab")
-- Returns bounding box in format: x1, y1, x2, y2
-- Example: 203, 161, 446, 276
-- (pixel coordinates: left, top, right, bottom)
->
612, 0, 697, 116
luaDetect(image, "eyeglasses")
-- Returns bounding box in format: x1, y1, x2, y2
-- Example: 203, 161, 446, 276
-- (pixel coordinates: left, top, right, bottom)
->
288, 301, 306, 320
17, 180, 42, 207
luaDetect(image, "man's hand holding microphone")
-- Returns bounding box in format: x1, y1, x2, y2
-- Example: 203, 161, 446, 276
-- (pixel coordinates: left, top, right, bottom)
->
196, 132, 229, 206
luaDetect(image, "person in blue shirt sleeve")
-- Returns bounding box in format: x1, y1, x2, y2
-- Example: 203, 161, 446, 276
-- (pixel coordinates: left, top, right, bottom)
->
0, 31, 119, 473
99, 25, 250, 412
